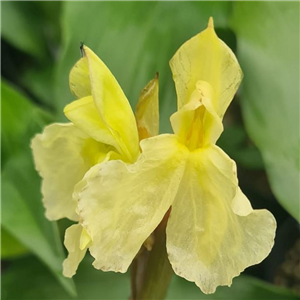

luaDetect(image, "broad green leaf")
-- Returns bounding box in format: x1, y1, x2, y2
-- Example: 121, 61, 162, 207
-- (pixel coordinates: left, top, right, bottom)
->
55, 1, 232, 133
1, 81, 76, 296
21, 67, 56, 109
1, 255, 129, 300
2, 155, 76, 297
1, 2, 61, 59
2, 255, 298, 300
1, 79, 52, 166
1, 2, 47, 59
1, 1, 62, 106
1, 227, 28, 259
217, 124, 264, 170
167, 274, 299, 300
231, 2, 300, 221
1, 2, 61, 106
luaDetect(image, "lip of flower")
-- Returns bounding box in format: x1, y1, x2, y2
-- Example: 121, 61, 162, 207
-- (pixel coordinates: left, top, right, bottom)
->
75, 17, 276, 294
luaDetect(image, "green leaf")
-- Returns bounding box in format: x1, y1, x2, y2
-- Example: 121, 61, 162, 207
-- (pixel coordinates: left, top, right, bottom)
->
1, 81, 76, 296
1, 2, 62, 107
2, 155, 76, 298
217, 124, 264, 170
1, 227, 28, 259
21, 67, 56, 109
167, 275, 299, 300
55, 1, 232, 133
2, 255, 298, 300
230, 2, 300, 221
1, 2, 47, 59
1, 79, 52, 166
2, 255, 129, 300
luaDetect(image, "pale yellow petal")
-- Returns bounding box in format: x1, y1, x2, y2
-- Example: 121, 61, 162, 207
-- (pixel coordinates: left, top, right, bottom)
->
83, 46, 139, 162
62, 224, 91, 277
170, 17, 243, 118
231, 187, 253, 216
69, 56, 91, 99
76, 135, 188, 273
166, 145, 276, 294
31, 123, 112, 221
64, 96, 122, 153
135, 74, 159, 140
79, 226, 91, 250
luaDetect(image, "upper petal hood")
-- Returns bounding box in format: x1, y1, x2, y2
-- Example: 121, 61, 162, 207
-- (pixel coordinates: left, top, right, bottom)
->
67, 46, 139, 162
170, 17, 243, 118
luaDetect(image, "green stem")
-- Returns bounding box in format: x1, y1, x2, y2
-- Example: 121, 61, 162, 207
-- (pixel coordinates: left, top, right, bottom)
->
131, 209, 173, 300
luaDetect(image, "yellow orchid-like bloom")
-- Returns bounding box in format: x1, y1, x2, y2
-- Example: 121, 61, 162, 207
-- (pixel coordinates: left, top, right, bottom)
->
72, 18, 276, 294
31, 46, 159, 277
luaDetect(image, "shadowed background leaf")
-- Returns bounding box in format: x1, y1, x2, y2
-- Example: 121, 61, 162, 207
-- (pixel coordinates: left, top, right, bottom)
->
2, 255, 298, 300
231, 2, 300, 221
1, 227, 28, 259
1, 81, 76, 297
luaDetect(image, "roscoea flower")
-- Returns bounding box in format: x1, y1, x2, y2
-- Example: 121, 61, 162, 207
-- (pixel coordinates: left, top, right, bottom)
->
31, 46, 159, 277
74, 18, 276, 293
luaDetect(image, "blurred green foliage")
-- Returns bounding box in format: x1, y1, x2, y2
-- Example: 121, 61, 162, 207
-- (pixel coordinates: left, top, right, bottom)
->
2, 255, 299, 300
1, 80, 52, 164
231, 2, 300, 222
1, 81, 76, 296
1, 227, 28, 259
1, 1, 299, 299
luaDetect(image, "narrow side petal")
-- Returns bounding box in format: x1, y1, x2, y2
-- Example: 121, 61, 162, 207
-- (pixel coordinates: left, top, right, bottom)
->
83, 46, 139, 162
69, 56, 91, 99
31, 123, 110, 221
167, 145, 276, 294
63, 224, 91, 277
64, 96, 121, 154
169, 18, 243, 118
76, 135, 188, 273
135, 74, 159, 140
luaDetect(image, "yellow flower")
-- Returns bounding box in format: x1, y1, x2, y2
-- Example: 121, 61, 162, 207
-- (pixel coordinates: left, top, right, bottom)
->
75, 18, 276, 293
31, 46, 159, 276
